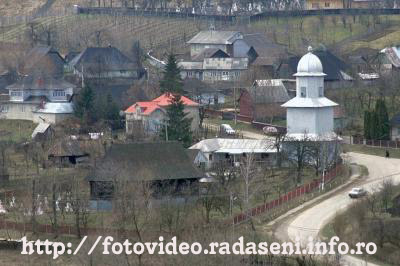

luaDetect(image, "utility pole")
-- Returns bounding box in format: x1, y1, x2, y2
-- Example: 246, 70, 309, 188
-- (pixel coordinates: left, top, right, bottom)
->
233, 86, 237, 125
165, 123, 168, 141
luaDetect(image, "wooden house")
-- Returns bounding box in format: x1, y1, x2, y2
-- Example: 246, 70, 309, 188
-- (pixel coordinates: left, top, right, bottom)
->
86, 142, 204, 200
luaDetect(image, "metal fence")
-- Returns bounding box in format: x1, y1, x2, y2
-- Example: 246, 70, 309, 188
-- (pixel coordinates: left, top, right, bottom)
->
352, 136, 400, 149
232, 164, 344, 225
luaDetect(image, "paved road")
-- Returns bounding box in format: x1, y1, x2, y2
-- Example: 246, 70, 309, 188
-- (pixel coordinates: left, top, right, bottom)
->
275, 152, 400, 266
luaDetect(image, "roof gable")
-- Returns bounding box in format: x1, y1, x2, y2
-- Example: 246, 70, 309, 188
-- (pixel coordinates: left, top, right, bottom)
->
125, 93, 198, 115
69, 46, 140, 71
245, 79, 291, 104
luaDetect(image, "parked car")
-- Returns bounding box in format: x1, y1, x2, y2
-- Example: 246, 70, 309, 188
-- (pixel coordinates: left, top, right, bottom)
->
221, 124, 235, 135
348, 187, 367, 198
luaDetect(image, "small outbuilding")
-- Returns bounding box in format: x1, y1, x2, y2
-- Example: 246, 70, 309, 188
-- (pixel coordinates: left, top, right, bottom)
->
47, 139, 89, 166
86, 142, 204, 200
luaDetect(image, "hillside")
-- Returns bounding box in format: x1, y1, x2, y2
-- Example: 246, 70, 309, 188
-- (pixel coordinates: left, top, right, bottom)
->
0, 0, 46, 16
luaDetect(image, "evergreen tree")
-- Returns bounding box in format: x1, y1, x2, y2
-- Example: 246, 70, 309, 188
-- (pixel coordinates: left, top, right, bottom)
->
370, 110, 379, 140
105, 93, 122, 129
364, 111, 371, 139
74, 86, 95, 123
375, 99, 390, 140
159, 54, 183, 94
160, 94, 192, 147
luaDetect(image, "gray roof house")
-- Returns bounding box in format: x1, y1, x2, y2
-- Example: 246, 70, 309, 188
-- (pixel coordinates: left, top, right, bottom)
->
187, 30, 243, 58
68, 46, 144, 79
239, 79, 294, 122
20, 45, 65, 77
189, 138, 277, 169
2, 74, 76, 124
86, 142, 204, 199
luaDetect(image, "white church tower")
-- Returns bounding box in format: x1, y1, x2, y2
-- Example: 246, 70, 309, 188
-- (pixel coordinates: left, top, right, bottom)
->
282, 47, 338, 140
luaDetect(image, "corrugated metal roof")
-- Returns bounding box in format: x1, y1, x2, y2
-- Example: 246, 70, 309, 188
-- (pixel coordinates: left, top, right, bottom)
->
286, 132, 340, 141
35, 102, 74, 114
7, 75, 75, 91
31, 123, 50, 139
246, 79, 291, 104
188, 31, 242, 44
189, 138, 276, 154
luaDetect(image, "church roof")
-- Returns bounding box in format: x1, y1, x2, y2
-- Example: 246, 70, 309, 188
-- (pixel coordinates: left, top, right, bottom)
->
294, 47, 326, 77
281, 97, 338, 108
285, 132, 340, 141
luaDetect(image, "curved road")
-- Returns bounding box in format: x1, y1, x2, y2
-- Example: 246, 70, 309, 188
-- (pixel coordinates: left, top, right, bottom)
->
274, 152, 400, 266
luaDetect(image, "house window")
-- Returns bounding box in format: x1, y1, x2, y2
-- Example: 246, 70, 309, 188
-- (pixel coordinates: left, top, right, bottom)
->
188, 71, 192, 77
222, 71, 228, 76
11, 91, 22, 97
325, 3, 330, 7
319, 87, 324, 97
300, 87, 307, 97
209, 154, 213, 161
19, 106, 25, 112
53, 90, 65, 97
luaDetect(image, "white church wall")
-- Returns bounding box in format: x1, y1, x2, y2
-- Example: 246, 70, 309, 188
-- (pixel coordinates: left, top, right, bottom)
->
315, 107, 334, 135
296, 76, 324, 98
287, 108, 317, 135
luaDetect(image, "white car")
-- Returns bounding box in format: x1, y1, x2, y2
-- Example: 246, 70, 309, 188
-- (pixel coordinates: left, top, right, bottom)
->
221, 124, 235, 135
348, 187, 367, 199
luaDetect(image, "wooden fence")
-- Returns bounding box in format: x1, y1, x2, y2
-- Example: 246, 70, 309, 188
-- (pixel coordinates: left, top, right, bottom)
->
232, 164, 343, 225
0, 164, 343, 236
352, 136, 400, 149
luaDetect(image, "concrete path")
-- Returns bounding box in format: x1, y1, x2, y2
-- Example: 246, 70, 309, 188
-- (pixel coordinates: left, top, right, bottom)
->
273, 152, 400, 266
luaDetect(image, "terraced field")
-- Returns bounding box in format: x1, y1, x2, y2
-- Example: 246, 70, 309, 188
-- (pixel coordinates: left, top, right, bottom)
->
0, 13, 205, 56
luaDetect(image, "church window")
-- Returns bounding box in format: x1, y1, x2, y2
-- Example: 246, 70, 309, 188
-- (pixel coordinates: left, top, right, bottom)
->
300, 87, 307, 97
319, 87, 324, 97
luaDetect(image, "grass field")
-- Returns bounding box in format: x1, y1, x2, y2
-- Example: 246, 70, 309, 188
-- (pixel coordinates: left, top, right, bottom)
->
1, 9, 400, 60
0, 119, 36, 143
343, 143, 400, 158
249, 14, 400, 55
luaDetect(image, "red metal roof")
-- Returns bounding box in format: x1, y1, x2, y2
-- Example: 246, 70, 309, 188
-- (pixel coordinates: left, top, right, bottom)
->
125, 93, 198, 115
152, 93, 199, 107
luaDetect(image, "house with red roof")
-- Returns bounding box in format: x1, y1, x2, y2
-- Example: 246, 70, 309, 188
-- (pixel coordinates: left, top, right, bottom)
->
124, 93, 200, 135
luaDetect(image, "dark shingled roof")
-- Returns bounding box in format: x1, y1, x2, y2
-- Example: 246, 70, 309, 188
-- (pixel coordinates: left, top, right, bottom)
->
243, 33, 287, 59
20, 45, 65, 77
69, 46, 140, 72
192, 48, 230, 61
281, 50, 350, 81
7, 74, 75, 91
87, 142, 204, 182
48, 140, 86, 157
244, 80, 292, 104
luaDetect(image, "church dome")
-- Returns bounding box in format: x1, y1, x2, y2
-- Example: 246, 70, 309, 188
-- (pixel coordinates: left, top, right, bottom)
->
295, 47, 325, 76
